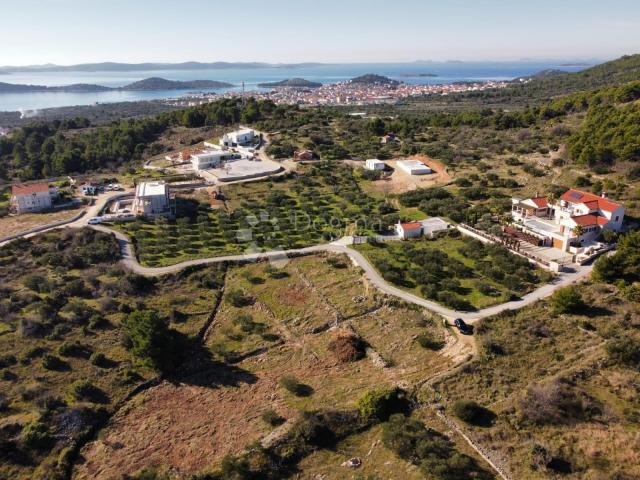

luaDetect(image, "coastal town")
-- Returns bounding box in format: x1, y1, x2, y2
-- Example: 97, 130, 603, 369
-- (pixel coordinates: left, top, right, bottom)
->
164, 77, 510, 108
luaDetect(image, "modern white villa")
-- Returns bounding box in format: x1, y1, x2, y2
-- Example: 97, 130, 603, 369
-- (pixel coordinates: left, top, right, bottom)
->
511, 189, 625, 251
190, 148, 240, 172
132, 181, 174, 217
220, 128, 255, 148
396, 159, 432, 175
10, 183, 58, 214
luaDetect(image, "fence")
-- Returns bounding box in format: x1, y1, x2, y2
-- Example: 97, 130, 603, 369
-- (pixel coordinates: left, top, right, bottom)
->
457, 224, 554, 270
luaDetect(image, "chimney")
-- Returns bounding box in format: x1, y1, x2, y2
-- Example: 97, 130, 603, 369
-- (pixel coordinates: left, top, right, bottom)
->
601, 191, 608, 199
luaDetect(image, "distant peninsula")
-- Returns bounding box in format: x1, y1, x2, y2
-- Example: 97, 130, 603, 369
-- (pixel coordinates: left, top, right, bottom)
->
516, 69, 569, 81
122, 77, 232, 90
0, 62, 324, 73
0, 77, 233, 94
257, 78, 322, 88
350, 74, 400, 85
399, 73, 438, 78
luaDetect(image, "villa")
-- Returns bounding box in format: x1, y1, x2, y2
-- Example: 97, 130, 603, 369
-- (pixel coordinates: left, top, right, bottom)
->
10, 183, 58, 214
132, 181, 174, 217
190, 148, 239, 172
511, 189, 625, 251
220, 128, 255, 148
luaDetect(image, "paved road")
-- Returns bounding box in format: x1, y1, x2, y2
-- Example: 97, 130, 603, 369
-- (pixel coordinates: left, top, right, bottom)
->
0, 190, 133, 247
89, 226, 593, 322
1, 184, 593, 322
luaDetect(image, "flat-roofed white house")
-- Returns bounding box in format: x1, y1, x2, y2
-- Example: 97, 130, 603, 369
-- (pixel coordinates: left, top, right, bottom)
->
511, 188, 625, 251
396, 159, 432, 175
10, 183, 57, 214
220, 128, 255, 148
190, 148, 239, 171
419, 217, 449, 237
365, 159, 386, 171
132, 181, 173, 217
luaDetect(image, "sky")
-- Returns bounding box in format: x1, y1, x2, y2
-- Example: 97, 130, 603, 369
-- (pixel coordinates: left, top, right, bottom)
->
1, 0, 639, 66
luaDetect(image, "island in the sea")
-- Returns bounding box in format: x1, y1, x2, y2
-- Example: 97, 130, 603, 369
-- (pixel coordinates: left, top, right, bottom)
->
349, 74, 400, 85
0, 77, 233, 94
257, 78, 322, 88
399, 73, 438, 78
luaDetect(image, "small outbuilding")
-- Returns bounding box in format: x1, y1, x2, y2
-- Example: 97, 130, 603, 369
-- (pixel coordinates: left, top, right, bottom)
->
365, 159, 386, 171
397, 159, 432, 176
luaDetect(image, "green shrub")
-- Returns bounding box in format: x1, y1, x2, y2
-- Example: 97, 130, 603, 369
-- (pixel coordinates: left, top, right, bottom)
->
416, 333, 445, 351
58, 340, 91, 358
122, 309, 179, 373
356, 387, 407, 420
42, 354, 68, 371
90, 352, 109, 367
226, 289, 253, 308
70, 379, 107, 403
279, 375, 313, 397
261, 408, 285, 427
382, 414, 493, 480
551, 286, 584, 314
22, 420, 53, 450
453, 400, 491, 425
605, 336, 640, 370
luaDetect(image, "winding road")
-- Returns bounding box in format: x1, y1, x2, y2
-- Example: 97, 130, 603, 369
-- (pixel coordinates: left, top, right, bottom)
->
2, 188, 593, 322
91, 225, 593, 322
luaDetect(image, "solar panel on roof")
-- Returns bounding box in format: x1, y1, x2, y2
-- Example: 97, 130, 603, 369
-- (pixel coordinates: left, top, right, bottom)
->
570, 192, 583, 199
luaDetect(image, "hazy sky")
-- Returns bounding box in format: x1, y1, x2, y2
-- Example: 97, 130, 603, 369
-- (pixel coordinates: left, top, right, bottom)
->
2, 0, 639, 65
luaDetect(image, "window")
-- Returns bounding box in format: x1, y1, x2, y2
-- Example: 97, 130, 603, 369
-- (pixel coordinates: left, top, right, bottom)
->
615, 216, 619, 222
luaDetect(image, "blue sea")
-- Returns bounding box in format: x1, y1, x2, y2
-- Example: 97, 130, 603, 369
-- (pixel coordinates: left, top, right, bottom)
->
0, 61, 590, 112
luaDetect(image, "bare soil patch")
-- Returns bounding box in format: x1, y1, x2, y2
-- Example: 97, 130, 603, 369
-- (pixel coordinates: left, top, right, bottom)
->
367, 155, 453, 194
0, 207, 82, 238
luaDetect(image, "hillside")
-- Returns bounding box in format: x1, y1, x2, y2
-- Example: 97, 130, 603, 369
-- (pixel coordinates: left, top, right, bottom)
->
402, 54, 640, 109
257, 78, 322, 88
121, 77, 232, 90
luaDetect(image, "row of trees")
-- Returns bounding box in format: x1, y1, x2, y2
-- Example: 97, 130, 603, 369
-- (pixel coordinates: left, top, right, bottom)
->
0, 98, 280, 180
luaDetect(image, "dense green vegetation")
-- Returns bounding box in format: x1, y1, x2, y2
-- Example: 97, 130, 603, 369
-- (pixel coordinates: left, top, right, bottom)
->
119, 162, 397, 266
355, 231, 551, 310
0, 229, 225, 479
382, 414, 494, 480
0, 97, 277, 180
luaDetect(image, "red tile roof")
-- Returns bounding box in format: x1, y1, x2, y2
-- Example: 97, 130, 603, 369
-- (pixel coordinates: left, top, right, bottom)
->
560, 189, 621, 213
11, 183, 50, 195
571, 214, 609, 227
400, 222, 422, 230
531, 197, 548, 208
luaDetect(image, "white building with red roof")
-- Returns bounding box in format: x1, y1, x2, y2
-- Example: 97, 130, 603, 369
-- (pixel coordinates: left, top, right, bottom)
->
395, 218, 449, 239
10, 183, 57, 214
511, 188, 625, 251
396, 221, 424, 239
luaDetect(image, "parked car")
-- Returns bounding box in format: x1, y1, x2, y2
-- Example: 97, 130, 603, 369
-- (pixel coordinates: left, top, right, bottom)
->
88, 217, 103, 225
454, 318, 473, 335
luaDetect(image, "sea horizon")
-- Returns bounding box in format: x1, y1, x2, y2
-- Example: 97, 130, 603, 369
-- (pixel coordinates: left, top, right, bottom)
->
0, 60, 590, 112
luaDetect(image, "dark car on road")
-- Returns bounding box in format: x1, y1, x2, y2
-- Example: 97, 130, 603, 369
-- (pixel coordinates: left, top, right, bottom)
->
454, 318, 473, 335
